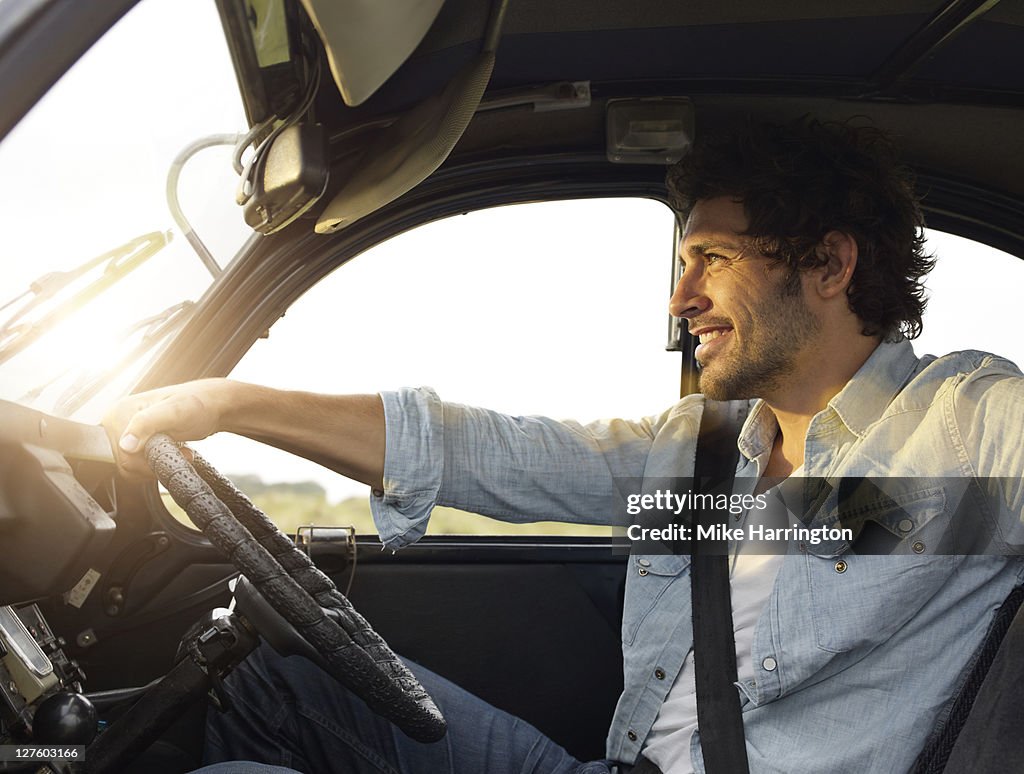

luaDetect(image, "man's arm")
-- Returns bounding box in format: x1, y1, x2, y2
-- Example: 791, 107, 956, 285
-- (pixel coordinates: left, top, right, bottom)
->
102, 379, 385, 488
370, 388, 696, 549
105, 380, 693, 550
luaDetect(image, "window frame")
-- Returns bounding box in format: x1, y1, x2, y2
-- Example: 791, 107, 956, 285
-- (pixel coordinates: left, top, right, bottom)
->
139, 155, 673, 542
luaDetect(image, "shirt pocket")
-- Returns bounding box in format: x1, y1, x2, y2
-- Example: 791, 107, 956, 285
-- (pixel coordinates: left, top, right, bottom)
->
805, 488, 957, 654
622, 553, 690, 646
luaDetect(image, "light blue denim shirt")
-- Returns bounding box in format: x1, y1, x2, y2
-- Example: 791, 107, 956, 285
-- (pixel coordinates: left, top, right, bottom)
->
371, 339, 1024, 773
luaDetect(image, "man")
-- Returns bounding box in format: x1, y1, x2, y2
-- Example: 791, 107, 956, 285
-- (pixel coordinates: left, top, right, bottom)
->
104, 119, 1024, 773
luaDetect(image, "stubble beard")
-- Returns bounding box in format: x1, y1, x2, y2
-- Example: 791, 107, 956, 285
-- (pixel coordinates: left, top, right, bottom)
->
698, 284, 820, 402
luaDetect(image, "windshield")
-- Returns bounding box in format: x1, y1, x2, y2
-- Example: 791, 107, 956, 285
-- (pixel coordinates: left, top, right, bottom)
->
0, 0, 251, 422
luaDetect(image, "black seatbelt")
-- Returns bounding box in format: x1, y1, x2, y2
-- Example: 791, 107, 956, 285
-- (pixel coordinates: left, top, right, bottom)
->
690, 398, 750, 774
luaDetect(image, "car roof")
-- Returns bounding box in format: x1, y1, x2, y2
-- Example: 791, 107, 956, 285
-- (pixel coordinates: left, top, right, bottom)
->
331, 0, 1023, 116
290, 0, 1024, 253
2, 0, 1022, 254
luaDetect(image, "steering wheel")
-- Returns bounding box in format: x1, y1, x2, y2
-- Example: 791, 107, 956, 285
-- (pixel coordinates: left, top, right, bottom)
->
144, 433, 447, 743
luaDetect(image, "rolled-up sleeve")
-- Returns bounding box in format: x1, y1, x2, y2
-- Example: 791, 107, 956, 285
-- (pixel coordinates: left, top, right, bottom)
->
370, 387, 446, 550
370, 387, 672, 550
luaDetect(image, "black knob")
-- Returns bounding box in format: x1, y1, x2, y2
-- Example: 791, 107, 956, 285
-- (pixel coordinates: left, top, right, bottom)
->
32, 692, 97, 745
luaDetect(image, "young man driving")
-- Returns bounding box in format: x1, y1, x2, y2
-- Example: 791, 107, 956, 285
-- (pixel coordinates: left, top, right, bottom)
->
105, 119, 1024, 774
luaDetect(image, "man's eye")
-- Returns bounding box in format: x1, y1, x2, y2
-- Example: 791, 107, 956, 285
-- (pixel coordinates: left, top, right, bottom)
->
705, 252, 727, 264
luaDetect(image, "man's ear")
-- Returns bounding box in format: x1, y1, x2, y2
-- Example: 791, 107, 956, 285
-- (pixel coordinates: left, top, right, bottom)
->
813, 231, 858, 300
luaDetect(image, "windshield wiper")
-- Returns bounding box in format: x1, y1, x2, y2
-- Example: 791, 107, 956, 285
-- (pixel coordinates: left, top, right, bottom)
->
60, 301, 195, 416
0, 231, 171, 367
18, 301, 196, 417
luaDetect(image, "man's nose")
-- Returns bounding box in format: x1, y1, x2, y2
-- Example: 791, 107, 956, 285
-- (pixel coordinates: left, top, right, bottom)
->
669, 264, 709, 320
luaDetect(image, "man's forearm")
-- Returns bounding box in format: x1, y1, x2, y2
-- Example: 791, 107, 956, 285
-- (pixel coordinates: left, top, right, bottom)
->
222, 383, 385, 489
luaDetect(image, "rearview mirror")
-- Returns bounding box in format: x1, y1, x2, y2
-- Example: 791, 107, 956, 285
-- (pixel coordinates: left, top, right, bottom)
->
243, 123, 329, 234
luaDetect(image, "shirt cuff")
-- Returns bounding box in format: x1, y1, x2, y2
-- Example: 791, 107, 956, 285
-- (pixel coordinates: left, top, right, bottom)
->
369, 387, 444, 550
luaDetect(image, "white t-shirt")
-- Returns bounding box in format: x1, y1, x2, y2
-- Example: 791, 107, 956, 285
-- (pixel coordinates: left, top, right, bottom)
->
642, 471, 802, 774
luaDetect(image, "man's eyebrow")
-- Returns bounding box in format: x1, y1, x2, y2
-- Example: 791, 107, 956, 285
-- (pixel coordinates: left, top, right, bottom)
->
681, 238, 746, 259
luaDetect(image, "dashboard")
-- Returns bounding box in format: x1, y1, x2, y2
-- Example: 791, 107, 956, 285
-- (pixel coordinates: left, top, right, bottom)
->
0, 400, 116, 607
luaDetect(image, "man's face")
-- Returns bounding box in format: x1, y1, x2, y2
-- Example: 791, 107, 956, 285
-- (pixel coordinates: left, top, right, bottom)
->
671, 196, 820, 401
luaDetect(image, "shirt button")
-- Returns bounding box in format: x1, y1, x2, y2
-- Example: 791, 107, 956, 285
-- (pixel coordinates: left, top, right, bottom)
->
762, 656, 778, 672
912, 541, 926, 554
898, 518, 914, 533
654, 668, 666, 680
834, 560, 848, 573
628, 730, 638, 741
638, 559, 651, 567
371, 488, 384, 498
638, 568, 649, 576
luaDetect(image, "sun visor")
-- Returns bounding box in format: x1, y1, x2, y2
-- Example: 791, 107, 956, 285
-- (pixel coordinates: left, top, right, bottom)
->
314, 50, 494, 233
298, 0, 446, 107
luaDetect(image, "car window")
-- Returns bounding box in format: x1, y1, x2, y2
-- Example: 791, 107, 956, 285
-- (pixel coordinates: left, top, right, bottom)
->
172, 198, 680, 537
0, 0, 251, 423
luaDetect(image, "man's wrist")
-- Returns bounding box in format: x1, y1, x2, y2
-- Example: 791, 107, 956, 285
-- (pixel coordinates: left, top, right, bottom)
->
211, 379, 264, 435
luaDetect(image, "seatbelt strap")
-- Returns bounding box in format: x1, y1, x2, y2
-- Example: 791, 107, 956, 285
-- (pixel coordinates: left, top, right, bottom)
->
690, 398, 751, 774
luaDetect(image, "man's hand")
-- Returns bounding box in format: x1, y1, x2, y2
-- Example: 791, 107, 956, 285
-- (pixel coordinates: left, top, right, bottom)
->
101, 378, 236, 477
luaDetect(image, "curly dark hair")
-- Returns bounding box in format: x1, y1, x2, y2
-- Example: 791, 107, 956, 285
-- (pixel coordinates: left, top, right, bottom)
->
665, 118, 934, 340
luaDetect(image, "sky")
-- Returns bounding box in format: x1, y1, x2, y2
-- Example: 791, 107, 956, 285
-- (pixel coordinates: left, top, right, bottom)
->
1, 0, 1022, 504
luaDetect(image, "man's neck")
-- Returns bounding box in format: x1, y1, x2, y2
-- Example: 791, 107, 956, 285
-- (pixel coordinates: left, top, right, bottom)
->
761, 335, 881, 476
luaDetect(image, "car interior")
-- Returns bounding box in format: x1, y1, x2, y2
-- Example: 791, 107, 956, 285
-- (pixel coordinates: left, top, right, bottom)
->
1, 1, 1022, 772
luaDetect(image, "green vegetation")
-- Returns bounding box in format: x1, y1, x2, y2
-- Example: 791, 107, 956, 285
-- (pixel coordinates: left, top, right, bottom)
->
162, 475, 611, 538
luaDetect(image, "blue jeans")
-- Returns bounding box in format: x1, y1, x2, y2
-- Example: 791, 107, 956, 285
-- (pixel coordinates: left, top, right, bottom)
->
194, 644, 614, 774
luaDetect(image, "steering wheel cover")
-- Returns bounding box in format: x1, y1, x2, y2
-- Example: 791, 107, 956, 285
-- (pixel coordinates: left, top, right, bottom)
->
146, 433, 446, 742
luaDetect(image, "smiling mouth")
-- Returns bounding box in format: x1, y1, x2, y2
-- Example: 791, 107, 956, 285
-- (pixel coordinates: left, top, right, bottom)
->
693, 327, 733, 361
697, 329, 730, 344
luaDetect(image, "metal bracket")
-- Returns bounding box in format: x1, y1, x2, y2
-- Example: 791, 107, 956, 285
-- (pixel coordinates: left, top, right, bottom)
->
479, 80, 592, 113
295, 524, 357, 592
294, 524, 355, 559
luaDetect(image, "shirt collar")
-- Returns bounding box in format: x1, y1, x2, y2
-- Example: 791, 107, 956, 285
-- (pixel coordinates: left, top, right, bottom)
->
737, 399, 778, 461
826, 337, 919, 438
736, 337, 920, 459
